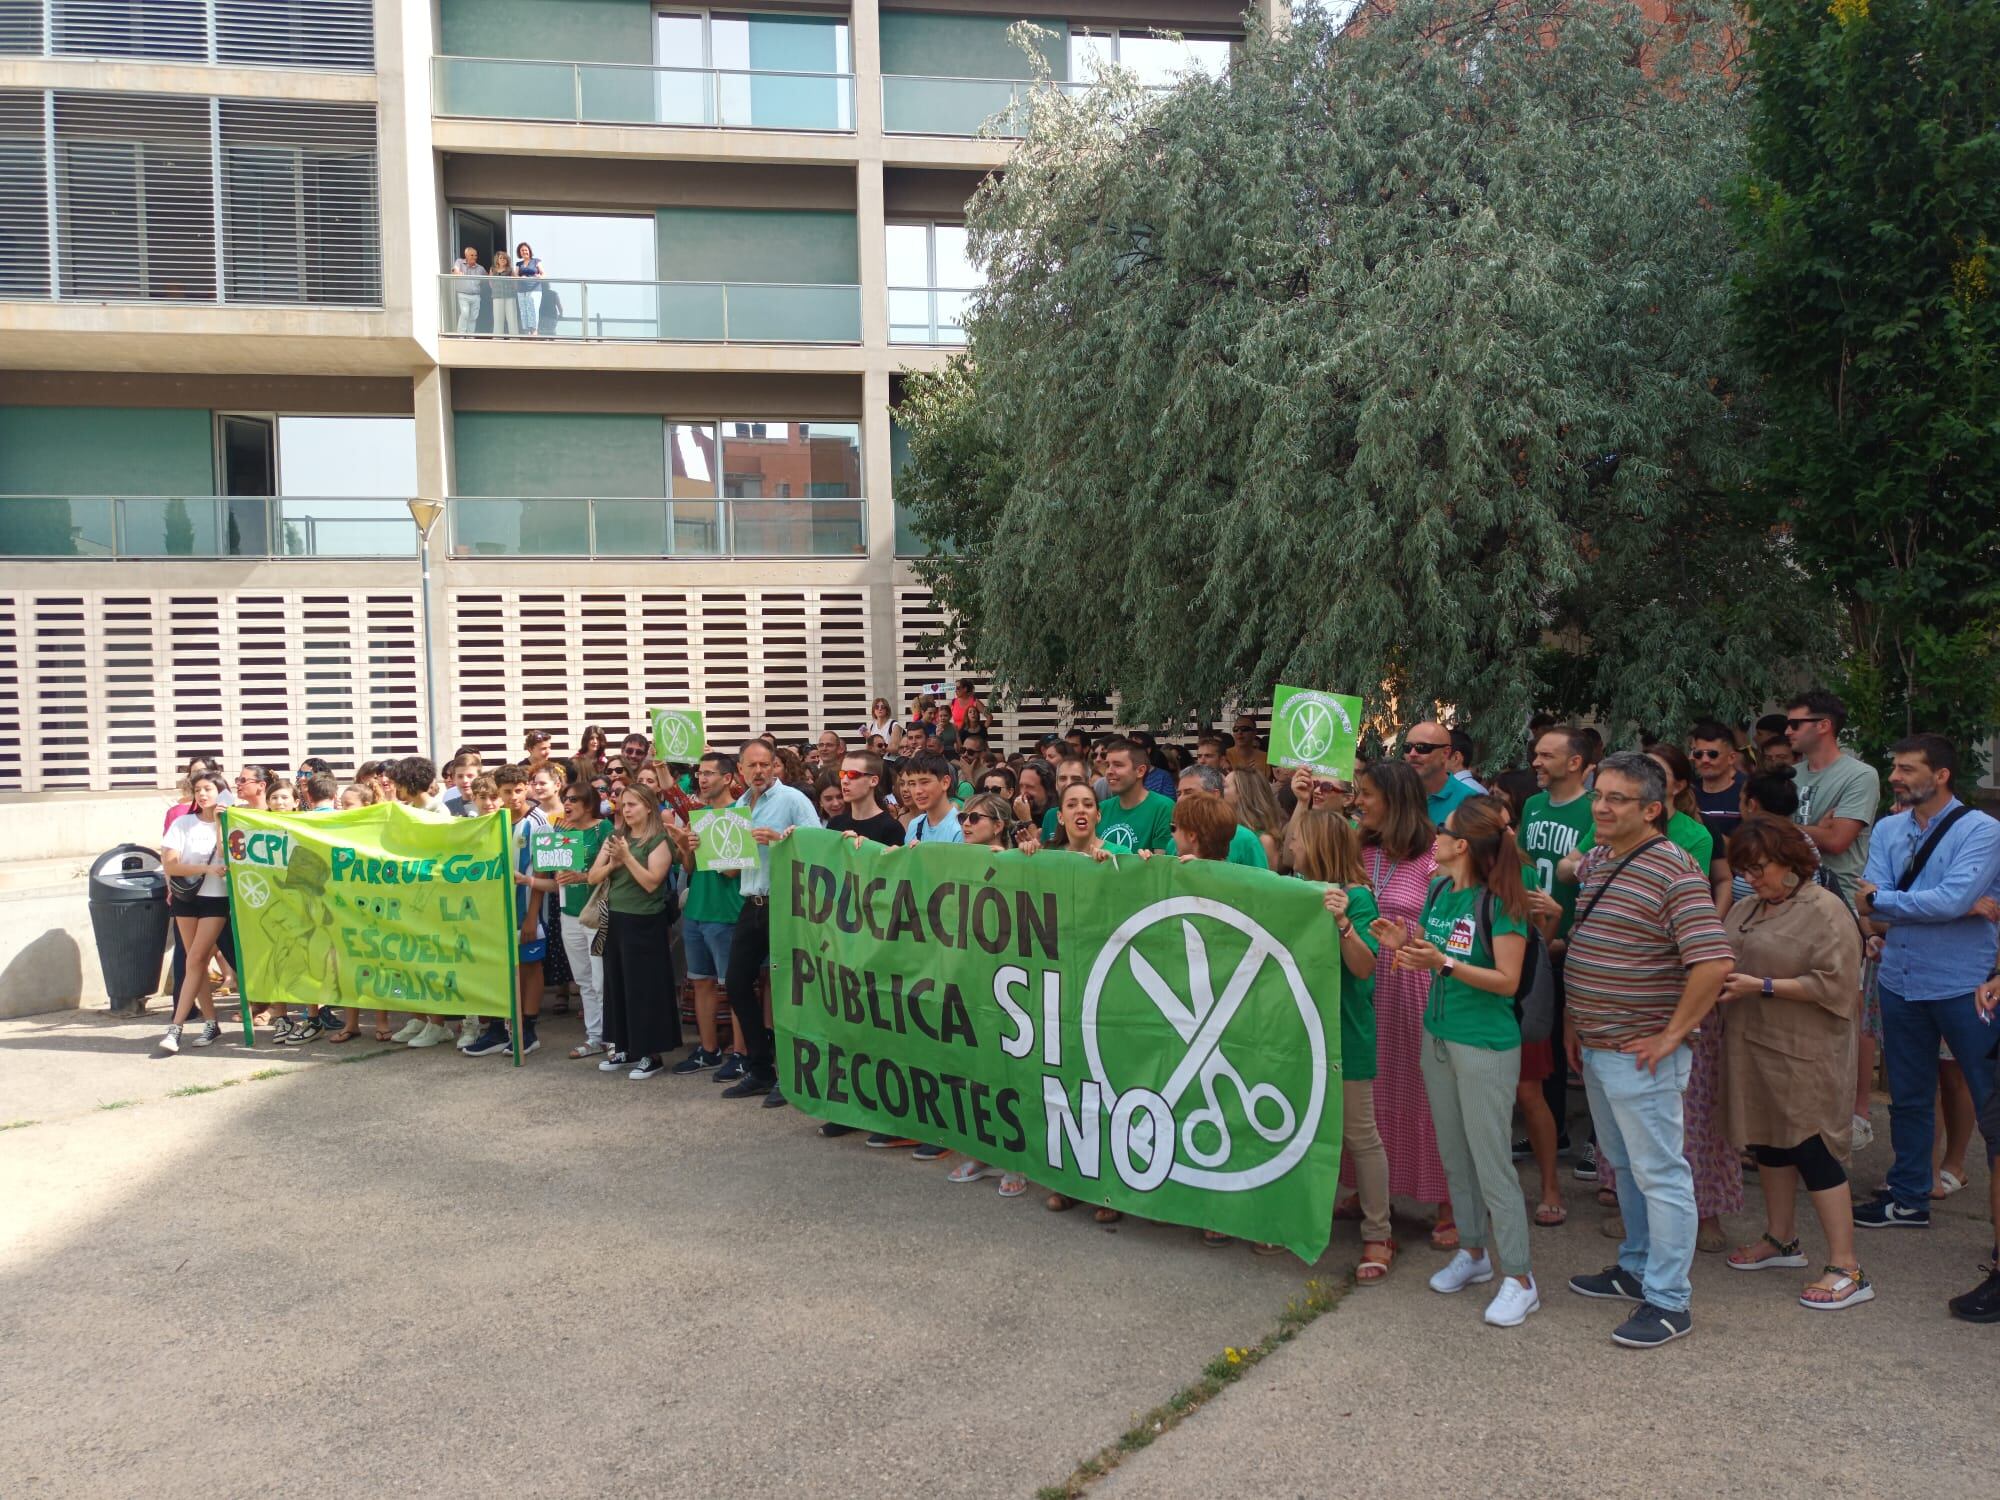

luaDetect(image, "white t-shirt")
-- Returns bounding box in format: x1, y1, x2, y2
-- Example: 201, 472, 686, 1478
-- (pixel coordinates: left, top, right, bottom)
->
857, 719, 896, 743
163, 813, 226, 898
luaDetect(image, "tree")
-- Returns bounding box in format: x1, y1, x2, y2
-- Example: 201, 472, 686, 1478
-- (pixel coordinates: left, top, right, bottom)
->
1732, 0, 2000, 767
899, 0, 1836, 754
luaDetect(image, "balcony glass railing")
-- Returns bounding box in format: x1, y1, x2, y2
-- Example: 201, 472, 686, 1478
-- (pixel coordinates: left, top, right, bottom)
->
0, 497, 419, 559
449, 498, 866, 559
888, 286, 971, 345
441, 275, 862, 344
432, 56, 855, 131
881, 74, 1097, 137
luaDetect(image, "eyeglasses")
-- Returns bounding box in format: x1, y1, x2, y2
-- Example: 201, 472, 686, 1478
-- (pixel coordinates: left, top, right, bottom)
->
1689, 748, 1727, 760
838, 769, 872, 781
1784, 715, 1824, 730
1403, 742, 1450, 755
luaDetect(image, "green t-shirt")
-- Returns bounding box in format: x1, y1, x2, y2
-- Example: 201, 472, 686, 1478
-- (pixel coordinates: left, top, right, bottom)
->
558, 821, 611, 916
1226, 823, 1269, 869
1794, 752, 1879, 903
1420, 880, 1527, 1051
1517, 789, 1594, 934
955, 780, 976, 804
684, 867, 745, 925
1097, 791, 1175, 854
1337, 882, 1381, 1081
1578, 810, 1714, 879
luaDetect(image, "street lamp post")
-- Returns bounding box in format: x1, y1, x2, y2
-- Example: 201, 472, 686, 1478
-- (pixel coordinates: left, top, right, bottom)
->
407, 498, 445, 759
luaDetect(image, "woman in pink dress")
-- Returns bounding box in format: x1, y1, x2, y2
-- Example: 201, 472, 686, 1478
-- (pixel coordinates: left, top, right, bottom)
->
1347, 760, 1454, 1247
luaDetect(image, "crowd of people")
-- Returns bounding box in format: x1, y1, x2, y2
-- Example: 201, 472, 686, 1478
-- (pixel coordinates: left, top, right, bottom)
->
152, 683, 2000, 1338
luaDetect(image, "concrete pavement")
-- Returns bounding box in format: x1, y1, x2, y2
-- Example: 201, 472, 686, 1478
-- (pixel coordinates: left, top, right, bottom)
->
4, 1006, 1995, 1499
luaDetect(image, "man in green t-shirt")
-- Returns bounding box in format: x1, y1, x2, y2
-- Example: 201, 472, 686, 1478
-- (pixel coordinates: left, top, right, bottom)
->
549, 786, 611, 1055
1096, 738, 1174, 854
1785, 690, 1879, 905
1515, 725, 1594, 1152
675, 750, 749, 1074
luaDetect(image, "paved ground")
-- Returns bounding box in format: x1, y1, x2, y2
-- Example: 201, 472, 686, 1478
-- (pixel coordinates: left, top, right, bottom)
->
4, 1005, 1996, 1499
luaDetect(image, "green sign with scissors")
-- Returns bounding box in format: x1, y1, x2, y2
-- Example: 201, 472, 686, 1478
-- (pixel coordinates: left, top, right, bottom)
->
771, 830, 1344, 1260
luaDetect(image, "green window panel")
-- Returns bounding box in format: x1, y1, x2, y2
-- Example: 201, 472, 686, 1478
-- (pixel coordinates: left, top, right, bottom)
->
656, 207, 859, 286
439, 0, 652, 63
0, 405, 214, 495
879, 12, 1067, 79
452, 412, 665, 497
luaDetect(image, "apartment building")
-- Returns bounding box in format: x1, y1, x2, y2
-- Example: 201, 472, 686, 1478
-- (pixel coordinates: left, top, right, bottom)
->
0, 0, 1278, 795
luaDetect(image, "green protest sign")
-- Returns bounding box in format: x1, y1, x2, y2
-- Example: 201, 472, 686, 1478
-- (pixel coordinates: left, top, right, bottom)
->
1267, 686, 1364, 783
652, 708, 706, 763
531, 826, 583, 872
691, 806, 757, 872
220, 803, 520, 1056
772, 831, 1343, 1259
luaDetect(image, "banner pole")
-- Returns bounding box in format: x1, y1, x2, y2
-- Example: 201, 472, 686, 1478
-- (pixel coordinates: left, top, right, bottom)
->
218, 808, 254, 1048
506, 810, 522, 1066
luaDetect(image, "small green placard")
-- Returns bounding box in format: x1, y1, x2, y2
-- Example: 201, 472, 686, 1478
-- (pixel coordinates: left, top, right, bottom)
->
531, 827, 581, 872
691, 806, 757, 872
651, 708, 706, 763
1267, 686, 1363, 782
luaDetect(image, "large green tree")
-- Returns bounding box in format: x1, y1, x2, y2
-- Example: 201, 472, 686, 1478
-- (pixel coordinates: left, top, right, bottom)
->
899, 0, 1835, 752
1732, 0, 2000, 766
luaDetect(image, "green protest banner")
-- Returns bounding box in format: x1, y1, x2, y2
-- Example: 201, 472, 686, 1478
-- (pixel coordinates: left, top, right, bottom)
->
691, 806, 757, 872
772, 830, 1343, 1259
1267, 686, 1364, 783
651, 708, 706, 763
220, 803, 520, 1059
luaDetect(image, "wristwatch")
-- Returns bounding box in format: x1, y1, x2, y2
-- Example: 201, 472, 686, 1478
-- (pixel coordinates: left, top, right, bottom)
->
1338, 920, 1355, 937
1439, 960, 1457, 980
1761, 977, 1775, 996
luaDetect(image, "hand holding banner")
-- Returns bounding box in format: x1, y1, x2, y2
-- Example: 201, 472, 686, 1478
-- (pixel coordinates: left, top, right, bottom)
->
1267, 686, 1364, 783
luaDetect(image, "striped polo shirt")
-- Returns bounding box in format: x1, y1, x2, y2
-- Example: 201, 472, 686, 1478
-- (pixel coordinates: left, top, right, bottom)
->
1565, 838, 1733, 1050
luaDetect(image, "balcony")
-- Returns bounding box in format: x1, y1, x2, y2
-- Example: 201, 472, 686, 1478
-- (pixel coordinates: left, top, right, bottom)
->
0, 497, 419, 559
432, 56, 856, 132
449, 497, 867, 559
440, 275, 862, 344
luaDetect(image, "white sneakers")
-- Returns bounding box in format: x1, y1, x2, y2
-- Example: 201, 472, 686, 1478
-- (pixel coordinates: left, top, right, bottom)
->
408, 1021, 453, 1048
1429, 1250, 1539, 1326
1483, 1276, 1541, 1327
1429, 1249, 1495, 1294
390, 1016, 425, 1043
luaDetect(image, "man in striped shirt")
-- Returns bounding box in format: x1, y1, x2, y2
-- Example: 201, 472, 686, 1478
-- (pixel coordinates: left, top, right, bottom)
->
1561, 752, 1733, 1348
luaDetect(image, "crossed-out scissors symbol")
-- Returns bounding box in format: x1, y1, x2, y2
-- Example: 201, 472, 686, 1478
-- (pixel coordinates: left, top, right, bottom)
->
1126, 918, 1297, 1169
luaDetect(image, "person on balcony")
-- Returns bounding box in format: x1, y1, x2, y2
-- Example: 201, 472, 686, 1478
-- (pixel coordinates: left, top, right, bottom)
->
515, 242, 544, 336
489, 249, 521, 334
450, 245, 486, 333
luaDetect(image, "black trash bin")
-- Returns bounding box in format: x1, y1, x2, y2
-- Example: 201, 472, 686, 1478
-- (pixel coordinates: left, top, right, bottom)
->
88, 844, 171, 1014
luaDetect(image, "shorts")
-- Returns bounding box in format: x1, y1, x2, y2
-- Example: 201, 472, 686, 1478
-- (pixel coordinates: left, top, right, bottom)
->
1978, 1058, 2000, 1159
683, 918, 735, 982
1860, 956, 1883, 1045
518, 937, 547, 965
172, 894, 230, 920
1518, 1037, 1555, 1085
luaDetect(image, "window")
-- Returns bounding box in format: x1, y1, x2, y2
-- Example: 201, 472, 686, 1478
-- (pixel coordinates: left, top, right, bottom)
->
1069, 30, 1232, 87
27, 1, 374, 70
653, 8, 851, 129
887, 222, 979, 345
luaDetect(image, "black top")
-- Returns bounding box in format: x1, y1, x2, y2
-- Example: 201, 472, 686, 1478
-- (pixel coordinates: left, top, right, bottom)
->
1693, 774, 1747, 860
829, 809, 905, 849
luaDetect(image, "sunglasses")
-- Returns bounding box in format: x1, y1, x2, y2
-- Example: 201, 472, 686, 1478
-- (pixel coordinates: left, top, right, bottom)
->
1689, 748, 1727, 760
1784, 716, 1824, 730
962, 812, 997, 825
838, 769, 873, 780
1403, 742, 1450, 755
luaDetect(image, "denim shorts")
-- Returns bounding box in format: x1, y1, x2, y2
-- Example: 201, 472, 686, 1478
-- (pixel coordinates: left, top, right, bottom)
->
683, 918, 735, 981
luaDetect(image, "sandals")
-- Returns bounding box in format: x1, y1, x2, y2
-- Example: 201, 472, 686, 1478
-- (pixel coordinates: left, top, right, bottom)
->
1696, 1222, 1728, 1254
1800, 1265, 1873, 1310
1355, 1239, 1396, 1282
1533, 1202, 1568, 1228
569, 1041, 609, 1059
1331, 1196, 1363, 1222
327, 1028, 361, 1045
1728, 1232, 1808, 1271
1429, 1218, 1459, 1251
373, 1027, 395, 1042
1045, 1193, 1075, 1213
1933, 1168, 1967, 1199
1093, 1206, 1123, 1225
948, 1160, 998, 1184
997, 1174, 1027, 1198
1200, 1229, 1233, 1249
1596, 1187, 1619, 1208
1251, 1241, 1287, 1257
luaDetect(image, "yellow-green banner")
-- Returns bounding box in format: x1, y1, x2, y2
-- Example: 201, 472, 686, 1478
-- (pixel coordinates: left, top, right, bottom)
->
220, 803, 518, 1045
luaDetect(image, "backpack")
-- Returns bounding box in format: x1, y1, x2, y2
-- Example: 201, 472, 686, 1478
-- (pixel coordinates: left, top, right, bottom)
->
1423, 877, 1557, 1045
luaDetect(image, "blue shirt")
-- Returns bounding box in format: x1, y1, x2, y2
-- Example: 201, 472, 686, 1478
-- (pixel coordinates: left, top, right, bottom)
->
735, 782, 821, 899
904, 808, 963, 844
1861, 798, 2000, 999
1143, 767, 1178, 800
1427, 774, 1478, 829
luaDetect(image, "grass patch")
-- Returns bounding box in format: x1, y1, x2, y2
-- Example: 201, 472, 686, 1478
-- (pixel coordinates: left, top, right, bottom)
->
0, 1118, 39, 1131
167, 1079, 243, 1098
247, 1067, 298, 1082
1035, 1274, 1350, 1499
97, 1099, 138, 1111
